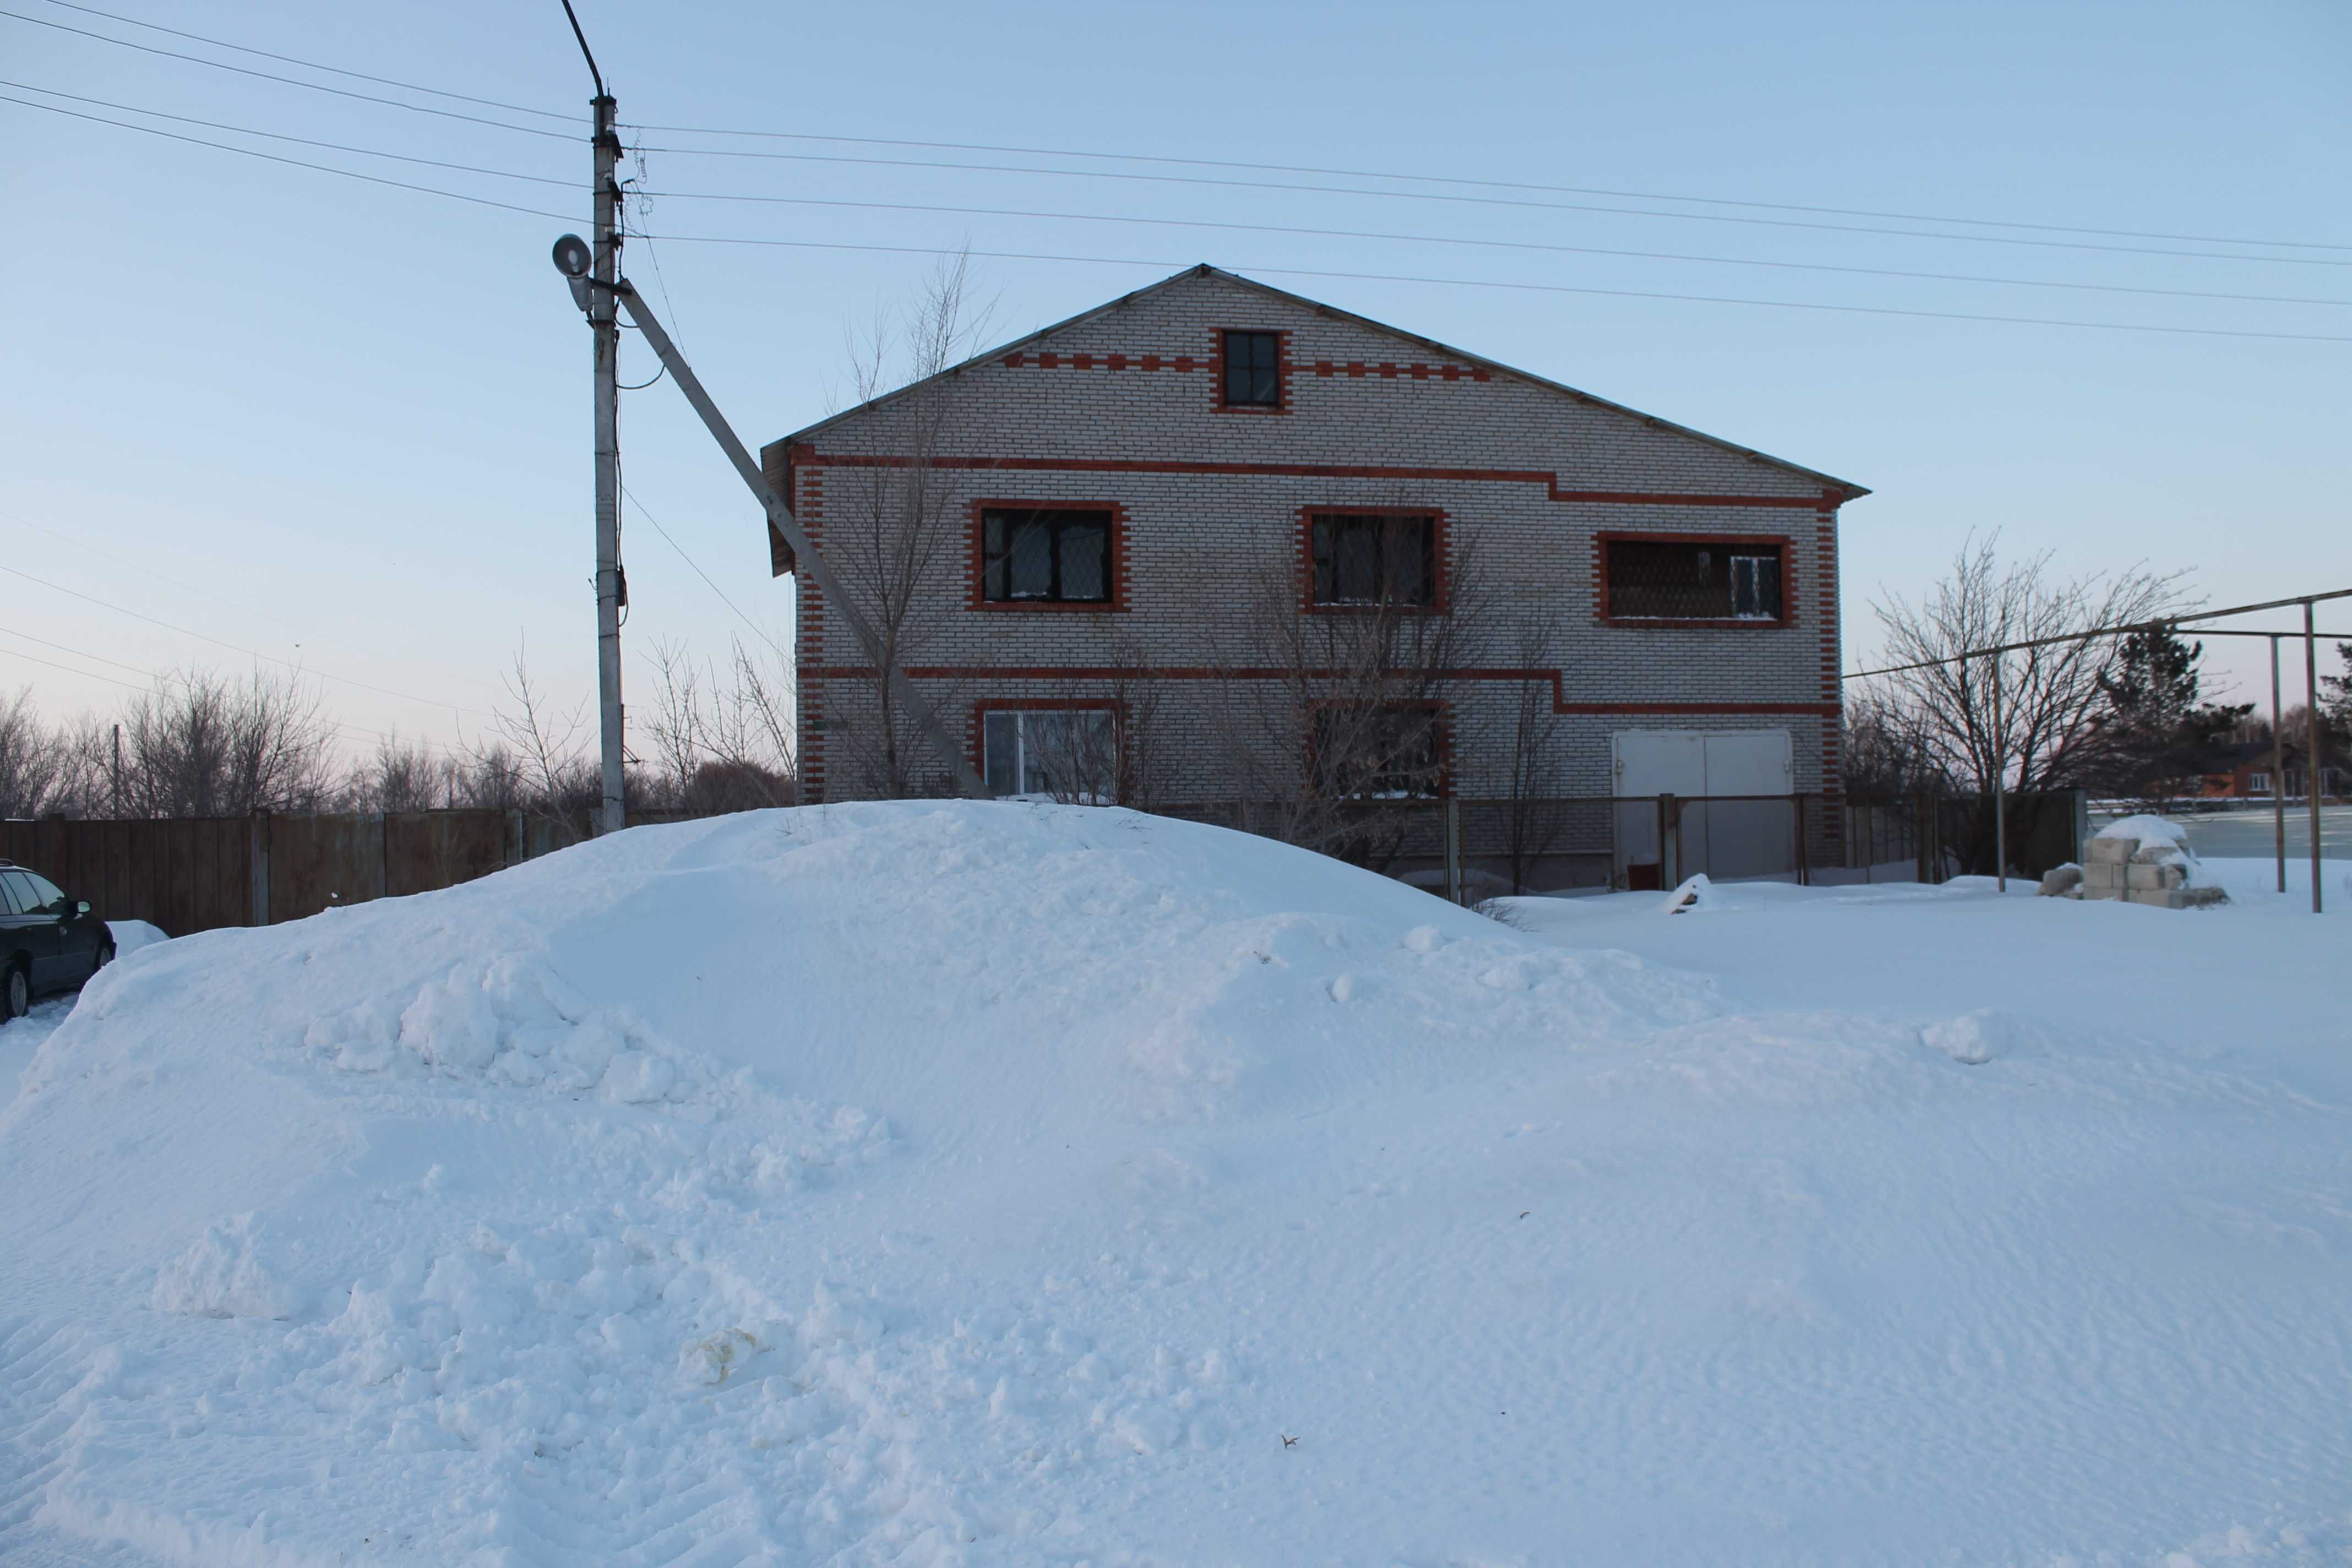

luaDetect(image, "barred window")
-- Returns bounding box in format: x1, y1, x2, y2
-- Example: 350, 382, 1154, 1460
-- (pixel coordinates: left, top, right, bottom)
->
1607, 540, 1783, 620
981, 508, 1112, 603
1221, 330, 1281, 408
1310, 513, 1436, 607
1309, 704, 1441, 800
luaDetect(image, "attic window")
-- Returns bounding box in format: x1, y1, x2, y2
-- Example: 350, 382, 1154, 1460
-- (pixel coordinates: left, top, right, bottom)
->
1221, 330, 1281, 409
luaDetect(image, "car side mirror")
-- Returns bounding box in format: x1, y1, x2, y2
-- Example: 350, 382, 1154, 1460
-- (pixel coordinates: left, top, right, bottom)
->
75, 900, 90, 916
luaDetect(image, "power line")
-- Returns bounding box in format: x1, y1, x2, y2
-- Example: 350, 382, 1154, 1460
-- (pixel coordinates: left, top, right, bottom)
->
0, 8, 575, 141
624, 143, 2352, 272
15, 93, 2352, 343
3, 510, 436, 671
625, 185, 2352, 311
638, 232, 2352, 344
0, 79, 574, 187
621, 487, 787, 662
622, 122, 2352, 257
24, 0, 574, 122
0, 93, 582, 221
33, 78, 2337, 312
0, 561, 496, 717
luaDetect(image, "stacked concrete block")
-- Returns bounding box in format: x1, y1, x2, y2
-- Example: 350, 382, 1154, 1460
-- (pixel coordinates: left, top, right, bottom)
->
2077, 833, 2226, 910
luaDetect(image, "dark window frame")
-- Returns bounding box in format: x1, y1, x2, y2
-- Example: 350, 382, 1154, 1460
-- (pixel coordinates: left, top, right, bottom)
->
1305, 699, 1449, 801
1215, 329, 1289, 413
968, 501, 1130, 612
1299, 507, 1449, 614
1595, 532, 1795, 627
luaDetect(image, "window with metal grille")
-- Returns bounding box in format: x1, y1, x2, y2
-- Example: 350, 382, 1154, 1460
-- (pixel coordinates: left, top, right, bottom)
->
1310, 513, 1436, 607
980, 508, 1113, 603
1309, 704, 1441, 799
1221, 330, 1281, 408
983, 709, 1118, 801
1605, 540, 1783, 620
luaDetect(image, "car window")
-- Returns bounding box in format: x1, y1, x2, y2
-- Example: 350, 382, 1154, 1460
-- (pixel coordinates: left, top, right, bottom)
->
15, 872, 64, 912
0, 873, 22, 915
0, 872, 33, 916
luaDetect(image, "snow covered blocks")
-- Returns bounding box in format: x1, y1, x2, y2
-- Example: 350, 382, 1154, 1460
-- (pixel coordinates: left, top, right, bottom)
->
2076, 822, 2227, 910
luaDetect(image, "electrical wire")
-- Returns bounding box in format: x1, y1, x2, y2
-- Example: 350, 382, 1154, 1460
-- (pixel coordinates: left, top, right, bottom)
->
0, 79, 574, 187
25, 0, 574, 121
634, 232, 2352, 344
622, 143, 2352, 271
621, 122, 2352, 256
0, 562, 497, 717
622, 489, 788, 662
4, 510, 429, 670
0, 92, 582, 221
622, 186, 2352, 310
14, 91, 2352, 341
0, 8, 575, 140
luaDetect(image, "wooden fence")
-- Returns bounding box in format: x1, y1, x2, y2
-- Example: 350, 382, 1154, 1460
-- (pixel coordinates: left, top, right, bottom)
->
0, 810, 677, 937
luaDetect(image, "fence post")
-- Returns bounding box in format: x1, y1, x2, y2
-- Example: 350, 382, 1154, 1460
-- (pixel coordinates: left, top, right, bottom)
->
1915, 792, 1933, 885
1794, 793, 1809, 887
248, 809, 270, 927
1443, 796, 1463, 905
1658, 793, 1678, 887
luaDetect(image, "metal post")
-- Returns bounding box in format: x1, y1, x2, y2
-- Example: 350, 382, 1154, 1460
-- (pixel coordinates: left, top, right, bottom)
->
1442, 796, 1462, 904
590, 91, 626, 837
1794, 793, 1809, 887
2271, 633, 2286, 894
2307, 601, 2324, 914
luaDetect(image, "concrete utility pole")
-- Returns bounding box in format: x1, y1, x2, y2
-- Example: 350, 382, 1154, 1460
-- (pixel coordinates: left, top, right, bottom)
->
2271, 634, 2286, 894
562, 0, 627, 836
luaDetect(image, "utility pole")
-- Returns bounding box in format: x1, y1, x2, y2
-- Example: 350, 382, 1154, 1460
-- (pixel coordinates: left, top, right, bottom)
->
2270, 634, 2285, 894
2306, 600, 2324, 914
564, 0, 627, 836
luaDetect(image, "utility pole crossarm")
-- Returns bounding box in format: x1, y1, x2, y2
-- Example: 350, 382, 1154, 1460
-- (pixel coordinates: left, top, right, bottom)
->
609, 281, 989, 800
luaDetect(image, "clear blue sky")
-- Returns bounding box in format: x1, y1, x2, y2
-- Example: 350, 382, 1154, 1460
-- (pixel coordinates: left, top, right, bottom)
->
6, 0, 2349, 769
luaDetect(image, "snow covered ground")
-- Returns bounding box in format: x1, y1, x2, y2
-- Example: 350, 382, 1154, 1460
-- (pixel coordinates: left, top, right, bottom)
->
1, 804, 2346, 1567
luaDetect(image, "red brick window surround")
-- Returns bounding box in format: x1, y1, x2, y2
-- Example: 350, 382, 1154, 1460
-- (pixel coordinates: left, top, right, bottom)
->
1215, 329, 1292, 413
1299, 507, 1450, 614
1596, 532, 1795, 628
969, 500, 1131, 612
973, 699, 1122, 802
1306, 698, 1450, 800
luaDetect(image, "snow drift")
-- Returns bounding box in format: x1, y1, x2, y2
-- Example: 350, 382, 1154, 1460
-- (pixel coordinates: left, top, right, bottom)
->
3, 802, 2348, 1567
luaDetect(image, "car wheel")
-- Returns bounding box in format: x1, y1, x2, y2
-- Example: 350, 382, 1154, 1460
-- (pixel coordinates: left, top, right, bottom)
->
91, 942, 116, 977
3, 962, 26, 1021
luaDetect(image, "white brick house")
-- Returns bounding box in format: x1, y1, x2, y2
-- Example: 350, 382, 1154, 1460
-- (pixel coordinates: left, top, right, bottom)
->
759, 265, 1867, 888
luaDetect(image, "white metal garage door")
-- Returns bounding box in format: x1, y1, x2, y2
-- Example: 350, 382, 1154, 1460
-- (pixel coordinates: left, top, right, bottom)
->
1612, 729, 1794, 885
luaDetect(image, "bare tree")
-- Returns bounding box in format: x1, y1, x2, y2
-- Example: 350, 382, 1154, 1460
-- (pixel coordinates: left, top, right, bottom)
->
350, 732, 450, 813
0, 688, 88, 818
1217, 516, 1493, 868
94, 668, 340, 818
823, 253, 995, 798
643, 637, 797, 815
1841, 687, 1950, 797
1862, 534, 2187, 793
475, 649, 598, 843
1496, 622, 1567, 894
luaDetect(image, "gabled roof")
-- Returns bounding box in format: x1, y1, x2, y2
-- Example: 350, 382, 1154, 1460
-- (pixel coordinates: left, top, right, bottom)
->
769, 264, 1869, 500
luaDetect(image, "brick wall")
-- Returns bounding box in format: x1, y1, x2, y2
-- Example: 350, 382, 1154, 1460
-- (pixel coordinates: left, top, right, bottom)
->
762, 268, 1861, 832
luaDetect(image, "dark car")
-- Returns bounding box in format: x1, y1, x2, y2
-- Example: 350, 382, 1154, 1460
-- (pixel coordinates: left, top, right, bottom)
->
0, 859, 115, 1020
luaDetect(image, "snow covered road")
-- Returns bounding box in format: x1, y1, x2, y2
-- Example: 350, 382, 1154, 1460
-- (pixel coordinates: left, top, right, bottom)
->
1, 807, 2346, 1566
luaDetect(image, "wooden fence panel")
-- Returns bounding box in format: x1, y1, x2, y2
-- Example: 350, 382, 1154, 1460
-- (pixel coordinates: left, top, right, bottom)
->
266, 814, 385, 923
0, 815, 252, 934
384, 812, 508, 900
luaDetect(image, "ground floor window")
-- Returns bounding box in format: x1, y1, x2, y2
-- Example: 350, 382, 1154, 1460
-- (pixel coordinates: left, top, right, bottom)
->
983, 707, 1118, 801
1308, 703, 1442, 799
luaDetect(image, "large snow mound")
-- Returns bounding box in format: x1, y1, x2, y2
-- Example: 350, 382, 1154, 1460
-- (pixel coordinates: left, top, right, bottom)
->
4, 807, 2348, 1567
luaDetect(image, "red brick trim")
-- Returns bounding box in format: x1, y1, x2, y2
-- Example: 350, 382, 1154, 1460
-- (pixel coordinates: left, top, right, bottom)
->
803, 661, 1838, 719
1592, 531, 1798, 628
791, 450, 1828, 508
1211, 329, 1294, 415
969, 695, 1126, 785
1308, 358, 1490, 384
1001, 349, 1213, 374
1297, 506, 1451, 615
966, 499, 1132, 613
